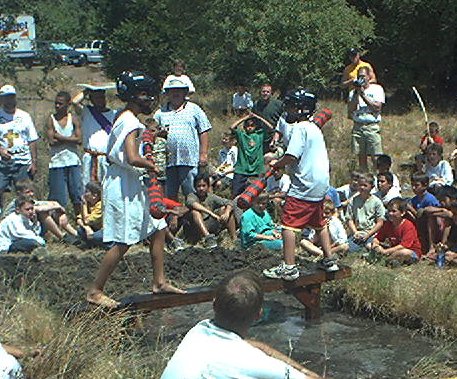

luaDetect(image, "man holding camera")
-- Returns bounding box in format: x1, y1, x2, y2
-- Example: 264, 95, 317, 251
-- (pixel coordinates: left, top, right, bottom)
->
347, 66, 385, 171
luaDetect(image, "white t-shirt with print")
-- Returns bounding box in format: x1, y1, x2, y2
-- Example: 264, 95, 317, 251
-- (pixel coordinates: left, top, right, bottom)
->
0, 108, 39, 165
349, 84, 385, 124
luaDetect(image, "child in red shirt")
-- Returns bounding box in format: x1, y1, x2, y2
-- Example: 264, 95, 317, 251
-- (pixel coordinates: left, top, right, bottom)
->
420, 122, 444, 153
372, 197, 422, 264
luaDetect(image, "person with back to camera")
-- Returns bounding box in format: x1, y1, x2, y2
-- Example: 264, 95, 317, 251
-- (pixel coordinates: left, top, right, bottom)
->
347, 66, 385, 171
161, 270, 320, 379
263, 89, 339, 281
86, 71, 185, 308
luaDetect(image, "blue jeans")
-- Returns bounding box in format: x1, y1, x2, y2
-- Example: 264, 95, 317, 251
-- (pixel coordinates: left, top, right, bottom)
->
165, 166, 198, 198
348, 235, 374, 253
48, 165, 83, 208
77, 226, 113, 249
0, 161, 31, 192
9, 238, 41, 253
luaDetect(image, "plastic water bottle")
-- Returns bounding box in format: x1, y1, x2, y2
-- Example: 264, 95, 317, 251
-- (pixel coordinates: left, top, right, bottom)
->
436, 249, 446, 269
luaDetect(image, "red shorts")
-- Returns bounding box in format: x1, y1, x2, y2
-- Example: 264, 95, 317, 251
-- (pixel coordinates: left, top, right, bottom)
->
281, 196, 326, 232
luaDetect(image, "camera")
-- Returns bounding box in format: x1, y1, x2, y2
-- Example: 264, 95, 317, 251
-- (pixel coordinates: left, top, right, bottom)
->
353, 75, 367, 88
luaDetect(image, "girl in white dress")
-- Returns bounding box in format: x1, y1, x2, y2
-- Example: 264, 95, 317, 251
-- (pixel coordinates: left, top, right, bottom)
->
87, 71, 185, 308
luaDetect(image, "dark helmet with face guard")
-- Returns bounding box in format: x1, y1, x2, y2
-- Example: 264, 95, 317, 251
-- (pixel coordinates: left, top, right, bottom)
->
116, 71, 157, 102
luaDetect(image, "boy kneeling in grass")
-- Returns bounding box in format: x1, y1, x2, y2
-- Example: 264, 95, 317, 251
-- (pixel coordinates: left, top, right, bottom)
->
0, 196, 45, 253
371, 198, 422, 264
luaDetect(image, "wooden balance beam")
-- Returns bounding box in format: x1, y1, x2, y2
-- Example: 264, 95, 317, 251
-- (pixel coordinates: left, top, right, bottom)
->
118, 265, 351, 320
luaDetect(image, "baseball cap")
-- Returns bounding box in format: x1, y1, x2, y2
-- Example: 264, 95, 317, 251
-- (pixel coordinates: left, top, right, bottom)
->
0, 85, 16, 96
163, 78, 189, 91
348, 48, 359, 57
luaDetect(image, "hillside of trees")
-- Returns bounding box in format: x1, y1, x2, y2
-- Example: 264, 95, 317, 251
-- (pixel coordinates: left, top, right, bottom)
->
1, 0, 456, 102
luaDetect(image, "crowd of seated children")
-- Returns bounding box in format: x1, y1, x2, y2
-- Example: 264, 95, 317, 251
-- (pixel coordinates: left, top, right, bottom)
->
346, 173, 385, 253
372, 197, 422, 264
425, 143, 453, 188
240, 192, 283, 251
374, 172, 401, 206
300, 199, 348, 259
184, 173, 236, 249
0, 196, 45, 253
420, 121, 444, 153
230, 112, 275, 197
3, 179, 79, 245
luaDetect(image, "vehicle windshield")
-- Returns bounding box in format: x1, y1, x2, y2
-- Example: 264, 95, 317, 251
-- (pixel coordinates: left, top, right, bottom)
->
50, 43, 72, 50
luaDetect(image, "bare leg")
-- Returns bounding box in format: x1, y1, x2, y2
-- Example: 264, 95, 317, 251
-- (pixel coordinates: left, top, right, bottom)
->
57, 212, 78, 236
226, 213, 237, 240
38, 212, 65, 239
282, 228, 296, 265
388, 249, 416, 263
316, 226, 332, 259
331, 243, 349, 256
191, 210, 210, 238
358, 154, 368, 172
150, 229, 185, 294
299, 239, 324, 256
87, 243, 130, 307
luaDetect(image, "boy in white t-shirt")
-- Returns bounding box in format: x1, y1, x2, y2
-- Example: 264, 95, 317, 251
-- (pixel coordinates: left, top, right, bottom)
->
213, 132, 238, 189
263, 89, 339, 281
0, 196, 45, 253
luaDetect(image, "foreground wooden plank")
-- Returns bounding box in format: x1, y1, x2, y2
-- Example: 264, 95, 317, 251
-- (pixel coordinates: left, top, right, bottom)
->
119, 265, 351, 318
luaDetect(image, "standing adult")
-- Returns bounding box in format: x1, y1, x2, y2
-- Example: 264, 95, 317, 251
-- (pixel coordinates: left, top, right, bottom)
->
341, 48, 377, 89
161, 270, 320, 379
72, 86, 117, 186
252, 84, 283, 153
347, 66, 385, 171
87, 71, 184, 308
162, 59, 195, 95
0, 85, 38, 211
154, 78, 212, 200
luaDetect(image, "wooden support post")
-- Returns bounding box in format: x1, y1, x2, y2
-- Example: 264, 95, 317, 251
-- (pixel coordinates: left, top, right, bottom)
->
290, 284, 321, 320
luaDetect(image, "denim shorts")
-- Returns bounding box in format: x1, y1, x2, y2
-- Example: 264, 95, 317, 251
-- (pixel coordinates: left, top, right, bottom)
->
165, 165, 198, 198
48, 165, 83, 207
0, 161, 31, 192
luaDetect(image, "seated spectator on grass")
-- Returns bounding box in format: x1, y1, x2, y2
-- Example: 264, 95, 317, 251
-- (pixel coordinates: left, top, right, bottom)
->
0, 342, 23, 378
266, 168, 290, 220
240, 192, 283, 251
406, 173, 440, 254
300, 199, 348, 258
184, 173, 236, 249
374, 154, 401, 193
232, 84, 253, 116
212, 132, 238, 190
0, 196, 45, 253
162, 197, 189, 252
425, 143, 453, 188
346, 173, 385, 253
337, 170, 361, 208
161, 270, 316, 379
374, 172, 401, 206
420, 121, 444, 153
3, 179, 79, 245
76, 181, 112, 249
413, 153, 427, 175
372, 197, 422, 265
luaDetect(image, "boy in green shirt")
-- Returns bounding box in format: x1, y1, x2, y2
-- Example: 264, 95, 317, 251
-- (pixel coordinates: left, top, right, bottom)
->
230, 112, 275, 197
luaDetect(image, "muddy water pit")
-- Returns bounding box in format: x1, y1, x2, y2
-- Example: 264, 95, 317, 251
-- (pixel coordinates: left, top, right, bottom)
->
1, 246, 456, 378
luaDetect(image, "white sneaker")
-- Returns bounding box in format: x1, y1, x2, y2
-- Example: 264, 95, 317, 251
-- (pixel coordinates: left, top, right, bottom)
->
263, 262, 300, 281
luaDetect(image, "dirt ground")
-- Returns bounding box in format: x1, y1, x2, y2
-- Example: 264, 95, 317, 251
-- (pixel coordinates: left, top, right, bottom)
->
0, 242, 318, 311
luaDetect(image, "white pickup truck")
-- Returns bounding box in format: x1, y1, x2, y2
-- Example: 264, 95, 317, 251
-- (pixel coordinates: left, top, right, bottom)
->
74, 40, 107, 63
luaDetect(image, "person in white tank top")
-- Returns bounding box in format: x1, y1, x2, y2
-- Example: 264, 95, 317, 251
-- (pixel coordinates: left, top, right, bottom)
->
45, 91, 83, 216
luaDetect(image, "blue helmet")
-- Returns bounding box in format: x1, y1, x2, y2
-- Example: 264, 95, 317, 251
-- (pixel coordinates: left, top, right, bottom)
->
116, 71, 157, 101
283, 88, 317, 117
